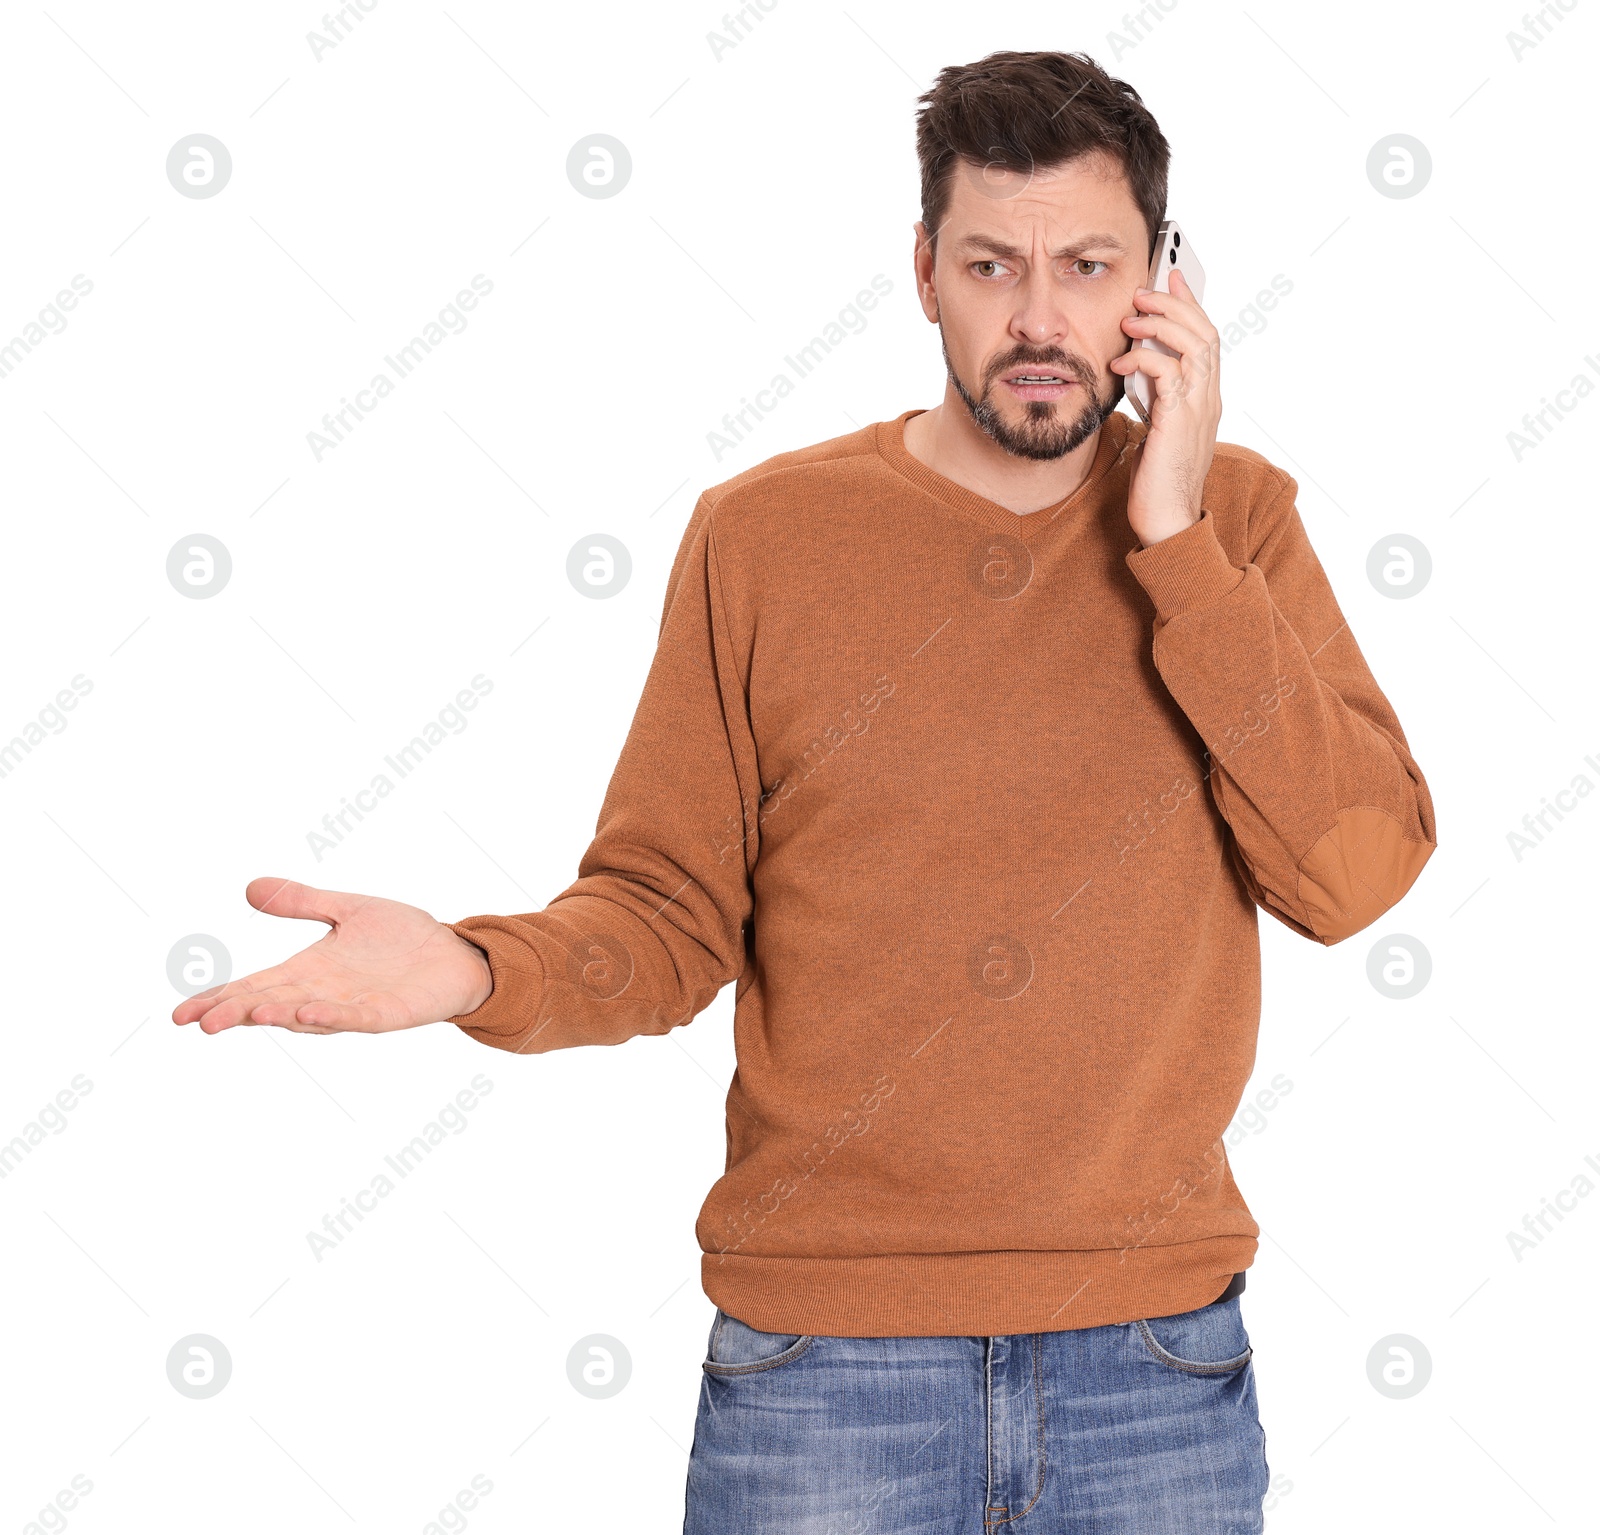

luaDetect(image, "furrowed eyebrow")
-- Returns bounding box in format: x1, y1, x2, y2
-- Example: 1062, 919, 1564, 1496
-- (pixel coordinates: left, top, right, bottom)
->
956, 232, 1129, 260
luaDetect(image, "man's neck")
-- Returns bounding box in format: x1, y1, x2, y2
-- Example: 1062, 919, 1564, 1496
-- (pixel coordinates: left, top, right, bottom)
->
901, 389, 1106, 515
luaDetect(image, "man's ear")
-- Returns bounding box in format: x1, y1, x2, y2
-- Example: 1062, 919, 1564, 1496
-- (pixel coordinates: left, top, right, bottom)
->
912, 221, 939, 323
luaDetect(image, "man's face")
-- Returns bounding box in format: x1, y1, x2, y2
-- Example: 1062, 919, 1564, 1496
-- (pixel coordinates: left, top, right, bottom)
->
914, 151, 1151, 460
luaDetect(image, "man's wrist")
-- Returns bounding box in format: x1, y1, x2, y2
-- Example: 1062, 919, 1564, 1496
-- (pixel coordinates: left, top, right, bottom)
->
1136, 504, 1203, 548
450, 934, 495, 1019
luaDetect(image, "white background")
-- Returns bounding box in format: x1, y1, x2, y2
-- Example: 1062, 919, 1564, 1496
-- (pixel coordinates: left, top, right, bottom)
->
1, 1, 1594, 1530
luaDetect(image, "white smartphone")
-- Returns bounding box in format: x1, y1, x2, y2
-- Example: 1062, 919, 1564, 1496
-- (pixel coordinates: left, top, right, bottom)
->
1125, 219, 1206, 424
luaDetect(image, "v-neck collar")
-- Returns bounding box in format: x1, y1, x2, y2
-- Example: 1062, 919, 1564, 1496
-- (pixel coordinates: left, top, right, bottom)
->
873, 407, 1136, 540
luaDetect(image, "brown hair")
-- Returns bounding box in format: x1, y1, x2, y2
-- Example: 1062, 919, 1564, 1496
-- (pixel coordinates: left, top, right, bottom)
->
915, 50, 1170, 262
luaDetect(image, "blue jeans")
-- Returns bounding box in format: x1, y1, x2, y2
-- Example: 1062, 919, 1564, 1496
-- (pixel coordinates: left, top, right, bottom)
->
683, 1293, 1269, 1533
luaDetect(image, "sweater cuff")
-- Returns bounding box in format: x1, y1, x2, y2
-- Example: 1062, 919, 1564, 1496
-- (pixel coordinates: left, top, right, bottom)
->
445, 916, 547, 1038
1124, 508, 1246, 623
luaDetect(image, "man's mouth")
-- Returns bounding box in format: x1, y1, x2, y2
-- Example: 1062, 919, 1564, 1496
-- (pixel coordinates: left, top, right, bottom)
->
998, 367, 1076, 402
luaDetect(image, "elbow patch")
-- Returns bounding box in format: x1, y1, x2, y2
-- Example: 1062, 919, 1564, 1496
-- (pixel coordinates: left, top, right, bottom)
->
1296, 805, 1435, 944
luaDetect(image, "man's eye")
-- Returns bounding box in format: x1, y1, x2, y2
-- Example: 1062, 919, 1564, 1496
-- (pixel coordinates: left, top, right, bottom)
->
973, 260, 1005, 278
1073, 259, 1108, 277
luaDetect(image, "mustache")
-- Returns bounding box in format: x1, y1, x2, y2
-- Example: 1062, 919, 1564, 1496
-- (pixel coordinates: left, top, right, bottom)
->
987, 349, 1082, 384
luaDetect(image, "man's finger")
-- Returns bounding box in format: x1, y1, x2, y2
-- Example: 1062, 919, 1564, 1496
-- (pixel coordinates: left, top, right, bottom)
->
172, 965, 293, 1025
1122, 312, 1208, 365
187, 977, 305, 1032
1131, 273, 1211, 332
239, 988, 369, 1030
1111, 346, 1180, 382
244, 877, 364, 928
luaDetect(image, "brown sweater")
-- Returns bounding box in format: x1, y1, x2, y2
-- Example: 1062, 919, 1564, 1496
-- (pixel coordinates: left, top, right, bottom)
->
445, 408, 1438, 1336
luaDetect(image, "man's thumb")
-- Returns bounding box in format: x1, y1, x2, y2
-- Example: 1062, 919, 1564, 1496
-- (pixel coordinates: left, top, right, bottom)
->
244, 877, 353, 927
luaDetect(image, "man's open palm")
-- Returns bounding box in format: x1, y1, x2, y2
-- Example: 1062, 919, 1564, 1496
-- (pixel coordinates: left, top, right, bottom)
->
170, 878, 493, 1035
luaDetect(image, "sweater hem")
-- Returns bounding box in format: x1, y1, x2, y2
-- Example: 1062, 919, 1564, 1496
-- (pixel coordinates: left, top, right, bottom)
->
701, 1235, 1259, 1336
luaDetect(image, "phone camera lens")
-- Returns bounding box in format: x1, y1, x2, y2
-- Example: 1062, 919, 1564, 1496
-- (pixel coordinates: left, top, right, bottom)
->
1172, 230, 1181, 248
1168, 248, 1176, 264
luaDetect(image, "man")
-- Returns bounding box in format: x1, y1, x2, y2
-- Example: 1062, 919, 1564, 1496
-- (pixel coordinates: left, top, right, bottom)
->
174, 48, 1437, 1532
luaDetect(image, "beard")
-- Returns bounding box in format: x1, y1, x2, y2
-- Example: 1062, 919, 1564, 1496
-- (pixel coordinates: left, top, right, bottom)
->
940, 326, 1122, 461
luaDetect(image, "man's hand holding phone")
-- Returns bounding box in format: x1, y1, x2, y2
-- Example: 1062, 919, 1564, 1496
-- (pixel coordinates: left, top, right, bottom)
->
1110, 256, 1223, 550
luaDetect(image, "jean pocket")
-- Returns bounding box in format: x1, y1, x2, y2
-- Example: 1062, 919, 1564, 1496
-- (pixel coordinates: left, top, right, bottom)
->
701, 1307, 817, 1377
1133, 1296, 1253, 1375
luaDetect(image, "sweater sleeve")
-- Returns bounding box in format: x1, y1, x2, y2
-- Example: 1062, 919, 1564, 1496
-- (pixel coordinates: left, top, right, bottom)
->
443, 495, 760, 1051
1123, 471, 1437, 945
